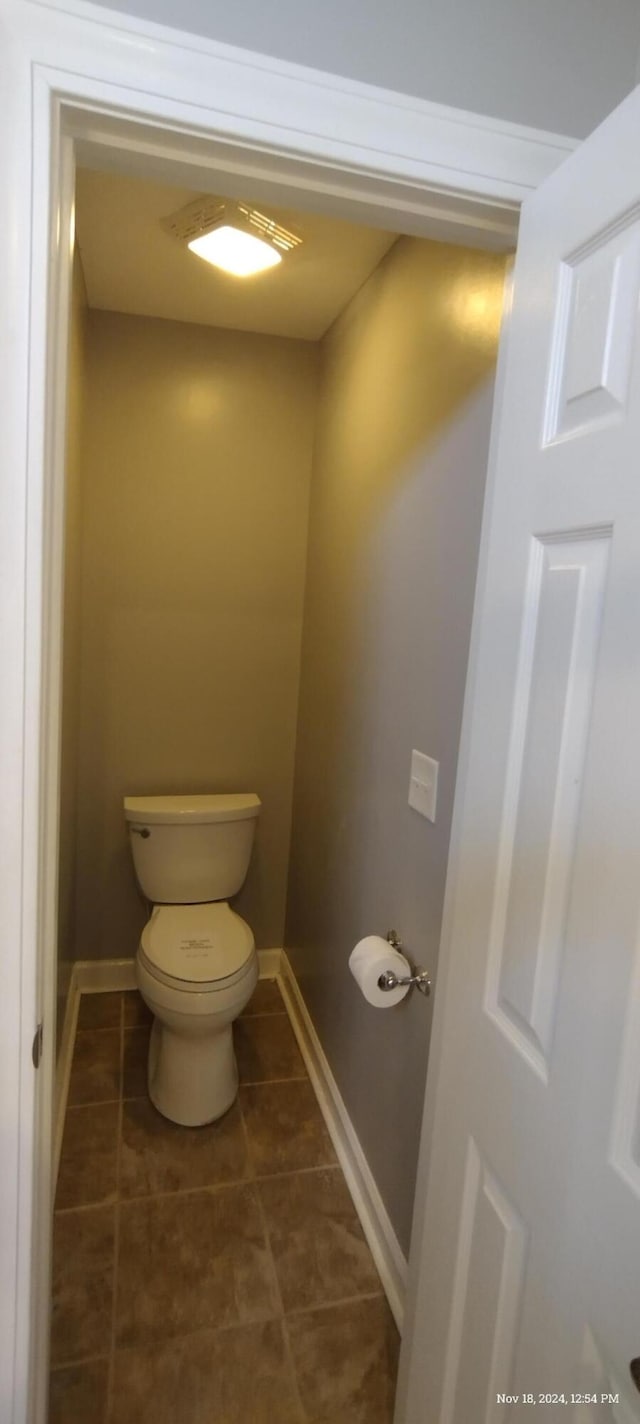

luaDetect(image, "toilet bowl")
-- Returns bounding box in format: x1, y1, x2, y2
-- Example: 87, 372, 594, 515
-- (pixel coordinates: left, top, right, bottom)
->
136, 902, 258, 1125
124, 791, 261, 1127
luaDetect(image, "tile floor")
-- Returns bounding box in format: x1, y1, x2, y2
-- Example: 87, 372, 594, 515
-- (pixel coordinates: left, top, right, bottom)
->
50, 979, 399, 1423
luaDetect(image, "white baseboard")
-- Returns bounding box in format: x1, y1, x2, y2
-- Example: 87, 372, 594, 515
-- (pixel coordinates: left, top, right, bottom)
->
256, 948, 282, 978
278, 950, 407, 1331
74, 957, 137, 992
53, 973, 81, 1187
53, 957, 136, 1190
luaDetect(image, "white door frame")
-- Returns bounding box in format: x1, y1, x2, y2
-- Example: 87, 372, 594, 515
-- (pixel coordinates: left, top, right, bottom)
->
0, 1, 575, 1418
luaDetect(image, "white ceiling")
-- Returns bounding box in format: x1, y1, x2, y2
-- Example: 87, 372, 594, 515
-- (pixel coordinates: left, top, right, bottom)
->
75, 168, 398, 341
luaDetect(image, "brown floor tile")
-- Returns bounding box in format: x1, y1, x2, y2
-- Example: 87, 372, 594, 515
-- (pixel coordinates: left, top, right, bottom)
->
115, 1183, 279, 1348
48, 1357, 109, 1424
52, 982, 399, 1423
119, 1096, 250, 1198
50, 1205, 115, 1366
111, 1320, 302, 1424
241, 1081, 337, 1177
76, 992, 122, 1031
241, 979, 285, 1017
235, 1013, 306, 1084
259, 1167, 382, 1313
123, 990, 153, 1027
56, 1102, 119, 1210
122, 1025, 151, 1099
68, 1029, 121, 1106
287, 1296, 399, 1423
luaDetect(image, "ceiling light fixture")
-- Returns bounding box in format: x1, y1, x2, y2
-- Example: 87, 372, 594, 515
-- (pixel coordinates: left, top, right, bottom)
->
161, 196, 303, 278
189, 225, 282, 277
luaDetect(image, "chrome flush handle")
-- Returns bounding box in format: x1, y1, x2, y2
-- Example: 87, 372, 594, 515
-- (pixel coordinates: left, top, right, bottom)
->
130, 826, 151, 839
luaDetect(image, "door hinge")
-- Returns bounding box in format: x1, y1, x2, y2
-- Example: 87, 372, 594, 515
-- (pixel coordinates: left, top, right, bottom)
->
32, 1022, 44, 1069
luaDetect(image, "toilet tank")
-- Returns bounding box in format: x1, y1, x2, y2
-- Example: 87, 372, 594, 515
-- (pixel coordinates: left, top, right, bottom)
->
124, 793, 261, 904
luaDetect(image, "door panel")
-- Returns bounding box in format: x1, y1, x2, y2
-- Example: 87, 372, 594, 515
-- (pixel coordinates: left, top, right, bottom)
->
397, 84, 640, 1424
486, 531, 611, 1079
545, 214, 640, 443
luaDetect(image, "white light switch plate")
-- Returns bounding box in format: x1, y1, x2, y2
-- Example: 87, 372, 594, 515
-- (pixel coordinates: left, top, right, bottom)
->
408, 750, 439, 822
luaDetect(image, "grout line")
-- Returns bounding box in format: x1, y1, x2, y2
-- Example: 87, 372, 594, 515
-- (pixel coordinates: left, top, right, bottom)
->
238, 1073, 309, 1087
252, 1162, 339, 1185
236, 1093, 257, 1184
101, 1312, 284, 1357
75, 1022, 122, 1036
119, 1068, 310, 1103
234, 1087, 309, 1414
106, 996, 125, 1422
253, 1213, 306, 1424
50, 1351, 111, 1373
64, 1096, 121, 1110
277, 1313, 307, 1420
117, 1177, 256, 1207
54, 1196, 118, 1217
244, 1154, 281, 1317
73, 1029, 122, 1047
248, 1126, 307, 1423
52, 1279, 386, 1381
238, 1010, 289, 1020
283, 1289, 386, 1322
84, 1160, 342, 1211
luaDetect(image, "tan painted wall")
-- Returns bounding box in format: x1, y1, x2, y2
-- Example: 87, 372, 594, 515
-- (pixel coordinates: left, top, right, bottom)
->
286, 236, 506, 1251
73, 311, 318, 961
57, 248, 88, 1051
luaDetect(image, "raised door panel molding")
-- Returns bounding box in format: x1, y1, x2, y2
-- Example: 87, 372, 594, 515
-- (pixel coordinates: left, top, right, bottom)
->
545, 209, 640, 445
485, 531, 611, 1081
610, 926, 640, 1200
440, 1138, 528, 1424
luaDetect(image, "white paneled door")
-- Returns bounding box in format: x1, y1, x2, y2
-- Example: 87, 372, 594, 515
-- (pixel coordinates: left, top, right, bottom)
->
397, 87, 640, 1424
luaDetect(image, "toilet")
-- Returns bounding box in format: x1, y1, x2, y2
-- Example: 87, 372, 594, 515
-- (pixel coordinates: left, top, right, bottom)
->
124, 791, 261, 1126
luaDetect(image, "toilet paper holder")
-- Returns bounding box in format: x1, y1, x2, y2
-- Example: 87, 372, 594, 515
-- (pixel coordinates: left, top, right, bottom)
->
378, 931, 431, 997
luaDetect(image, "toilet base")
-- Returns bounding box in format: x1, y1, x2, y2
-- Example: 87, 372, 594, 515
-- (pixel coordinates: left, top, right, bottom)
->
147, 1017, 239, 1126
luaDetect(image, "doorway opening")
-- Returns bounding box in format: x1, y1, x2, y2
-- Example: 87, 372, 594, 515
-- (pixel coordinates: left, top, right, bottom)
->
6, 14, 574, 1411
49, 143, 509, 1422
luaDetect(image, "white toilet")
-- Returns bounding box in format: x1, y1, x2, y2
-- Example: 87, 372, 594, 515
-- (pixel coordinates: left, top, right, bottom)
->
124, 791, 261, 1126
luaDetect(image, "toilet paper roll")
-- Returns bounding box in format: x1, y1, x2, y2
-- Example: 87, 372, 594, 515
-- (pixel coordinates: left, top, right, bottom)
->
348, 935, 411, 1008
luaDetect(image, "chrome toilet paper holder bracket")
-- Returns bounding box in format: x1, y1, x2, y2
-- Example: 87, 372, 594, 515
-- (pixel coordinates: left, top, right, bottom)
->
378, 930, 431, 997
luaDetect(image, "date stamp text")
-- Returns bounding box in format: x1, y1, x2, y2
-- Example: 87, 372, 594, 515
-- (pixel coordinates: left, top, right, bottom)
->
496, 1394, 620, 1407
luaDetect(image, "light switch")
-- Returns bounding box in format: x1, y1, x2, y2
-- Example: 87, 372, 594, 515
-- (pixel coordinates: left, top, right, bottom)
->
408, 750, 438, 822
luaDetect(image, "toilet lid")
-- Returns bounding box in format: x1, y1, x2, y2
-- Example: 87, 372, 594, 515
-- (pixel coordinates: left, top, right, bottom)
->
140, 903, 254, 986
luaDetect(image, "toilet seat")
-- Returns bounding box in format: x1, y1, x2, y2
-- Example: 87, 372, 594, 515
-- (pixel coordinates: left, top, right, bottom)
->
140, 902, 254, 993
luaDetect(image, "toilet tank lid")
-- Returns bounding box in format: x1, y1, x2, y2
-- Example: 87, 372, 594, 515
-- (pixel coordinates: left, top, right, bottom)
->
124, 793, 261, 825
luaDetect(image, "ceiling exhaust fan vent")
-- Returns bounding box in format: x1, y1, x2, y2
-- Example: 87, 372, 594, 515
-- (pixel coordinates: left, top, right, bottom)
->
161, 196, 303, 255
161, 196, 227, 245
235, 202, 302, 254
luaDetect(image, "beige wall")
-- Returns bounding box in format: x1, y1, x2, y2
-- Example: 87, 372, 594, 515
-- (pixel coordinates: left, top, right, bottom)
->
73, 311, 318, 961
57, 249, 88, 1050
286, 236, 506, 1252
64, 239, 503, 1251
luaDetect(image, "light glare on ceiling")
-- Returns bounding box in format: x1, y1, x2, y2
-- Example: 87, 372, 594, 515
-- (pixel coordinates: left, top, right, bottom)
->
188, 225, 282, 277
